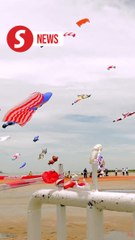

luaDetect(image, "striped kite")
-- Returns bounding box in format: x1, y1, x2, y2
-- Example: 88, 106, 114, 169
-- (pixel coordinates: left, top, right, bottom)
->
63, 32, 76, 37
2, 92, 52, 128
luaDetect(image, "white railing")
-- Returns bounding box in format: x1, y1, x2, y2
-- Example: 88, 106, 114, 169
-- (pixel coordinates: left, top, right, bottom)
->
27, 188, 135, 240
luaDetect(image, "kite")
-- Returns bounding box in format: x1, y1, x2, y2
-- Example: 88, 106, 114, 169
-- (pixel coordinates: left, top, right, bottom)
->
113, 117, 122, 122
76, 18, 90, 27
0, 180, 36, 191
72, 94, 91, 105
96, 153, 105, 177
122, 112, 135, 118
48, 156, 58, 165
42, 170, 59, 183
42, 148, 47, 154
89, 144, 103, 164
63, 32, 76, 37
33, 136, 39, 142
0, 136, 11, 142
38, 148, 47, 160
113, 112, 135, 122
0, 170, 59, 191
107, 65, 116, 70
89, 144, 105, 177
19, 162, 26, 169
2, 92, 52, 128
56, 174, 90, 190
12, 153, 20, 160
97, 154, 105, 171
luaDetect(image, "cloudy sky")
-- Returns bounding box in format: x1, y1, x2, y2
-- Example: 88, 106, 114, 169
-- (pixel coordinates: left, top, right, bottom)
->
0, 0, 135, 174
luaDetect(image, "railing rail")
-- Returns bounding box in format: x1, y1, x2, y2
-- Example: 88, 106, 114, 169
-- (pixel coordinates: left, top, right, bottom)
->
27, 189, 135, 240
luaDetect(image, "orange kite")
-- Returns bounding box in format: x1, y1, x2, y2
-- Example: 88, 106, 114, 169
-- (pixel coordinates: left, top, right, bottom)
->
76, 18, 90, 27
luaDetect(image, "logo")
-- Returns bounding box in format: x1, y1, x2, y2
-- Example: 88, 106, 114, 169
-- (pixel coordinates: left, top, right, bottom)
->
33, 32, 63, 47
7, 25, 33, 52
7, 25, 64, 52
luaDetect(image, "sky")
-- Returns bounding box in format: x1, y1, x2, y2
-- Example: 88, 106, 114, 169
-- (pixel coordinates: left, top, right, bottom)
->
0, 0, 135, 174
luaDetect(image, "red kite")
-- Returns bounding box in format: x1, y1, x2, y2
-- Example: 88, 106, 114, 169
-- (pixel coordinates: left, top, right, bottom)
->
42, 170, 59, 183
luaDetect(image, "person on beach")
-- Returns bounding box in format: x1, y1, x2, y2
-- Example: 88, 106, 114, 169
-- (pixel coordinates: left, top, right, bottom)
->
67, 170, 71, 178
29, 171, 33, 176
122, 168, 125, 176
83, 168, 88, 178
104, 168, 109, 176
125, 167, 129, 176
115, 168, 118, 176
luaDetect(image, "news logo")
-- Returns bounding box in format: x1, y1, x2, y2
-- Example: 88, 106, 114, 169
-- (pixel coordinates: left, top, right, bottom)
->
7, 26, 33, 52
7, 25, 64, 52
33, 32, 63, 47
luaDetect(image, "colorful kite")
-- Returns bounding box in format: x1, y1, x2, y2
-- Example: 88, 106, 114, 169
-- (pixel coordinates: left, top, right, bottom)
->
72, 94, 91, 105
12, 153, 20, 160
113, 112, 135, 122
76, 18, 90, 27
63, 32, 76, 37
2, 92, 52, 128
97, 154, 105, 171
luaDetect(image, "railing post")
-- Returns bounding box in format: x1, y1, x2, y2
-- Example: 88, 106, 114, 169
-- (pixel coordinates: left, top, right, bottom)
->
57, 204, 66, 240
27, 199, 41, 240
57, 163, 64, 189
91, 162, 98, 191
132, 212, 135, 239
87, 205, 104, 240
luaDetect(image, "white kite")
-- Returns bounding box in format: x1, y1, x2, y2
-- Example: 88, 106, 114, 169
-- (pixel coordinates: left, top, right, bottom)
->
0, 136, 11, 142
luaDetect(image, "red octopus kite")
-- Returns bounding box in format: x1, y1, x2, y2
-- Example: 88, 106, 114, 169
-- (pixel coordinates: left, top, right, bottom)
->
42, 170, 59, 183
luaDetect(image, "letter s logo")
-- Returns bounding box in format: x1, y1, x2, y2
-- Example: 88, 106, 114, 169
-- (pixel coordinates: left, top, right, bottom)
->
14, 30, 25, 48
7, 26, 33, 52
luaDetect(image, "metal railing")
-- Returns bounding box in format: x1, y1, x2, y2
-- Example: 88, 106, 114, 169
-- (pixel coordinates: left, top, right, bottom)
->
27, 188, 135, 240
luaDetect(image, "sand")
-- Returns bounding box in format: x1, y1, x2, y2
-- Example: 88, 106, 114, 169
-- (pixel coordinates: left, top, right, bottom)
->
0, 175, 135, 240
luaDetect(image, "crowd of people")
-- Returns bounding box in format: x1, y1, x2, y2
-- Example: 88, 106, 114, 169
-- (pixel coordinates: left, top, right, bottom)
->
65, 167, 129, 179
81, 166, 129, 178
115, 167, 129, 176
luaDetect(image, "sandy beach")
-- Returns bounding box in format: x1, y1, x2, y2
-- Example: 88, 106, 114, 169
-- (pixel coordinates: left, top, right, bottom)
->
0, 175, 135, 240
